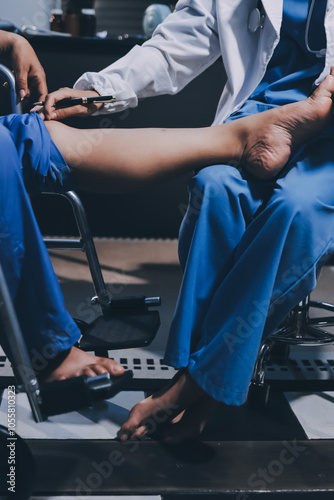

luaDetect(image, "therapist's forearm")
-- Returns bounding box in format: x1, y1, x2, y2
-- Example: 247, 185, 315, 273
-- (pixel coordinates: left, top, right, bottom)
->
73, 2, 220, 116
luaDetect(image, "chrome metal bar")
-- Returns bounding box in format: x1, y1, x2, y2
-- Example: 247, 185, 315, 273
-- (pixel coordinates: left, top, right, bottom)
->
45, 191, 110, 307
273, 324, 334, 345
144, 297, 161, 306
44, 238, 84, 250
308, 317, 334, 327
0, 63, 21, 114
252, 337, 276, 386
309, 300, 334, 312
64, 191, 109, 306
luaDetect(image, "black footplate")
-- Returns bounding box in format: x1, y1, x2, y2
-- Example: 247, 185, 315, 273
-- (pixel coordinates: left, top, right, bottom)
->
77, 296, 161, 352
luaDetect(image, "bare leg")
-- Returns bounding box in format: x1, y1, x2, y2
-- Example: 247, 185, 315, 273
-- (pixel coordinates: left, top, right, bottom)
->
45, 69, 334, 191
45, 122, 241, 192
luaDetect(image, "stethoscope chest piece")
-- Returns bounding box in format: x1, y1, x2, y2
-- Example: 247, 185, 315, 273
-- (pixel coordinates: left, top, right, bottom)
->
248, 7, 264, 33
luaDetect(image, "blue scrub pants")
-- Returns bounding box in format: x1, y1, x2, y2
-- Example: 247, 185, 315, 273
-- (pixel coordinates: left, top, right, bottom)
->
164, 126, 334, 406
0, 113, 81, 366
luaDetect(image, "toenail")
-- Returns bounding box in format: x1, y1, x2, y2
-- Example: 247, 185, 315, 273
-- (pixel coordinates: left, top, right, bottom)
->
119, 432, 129, 441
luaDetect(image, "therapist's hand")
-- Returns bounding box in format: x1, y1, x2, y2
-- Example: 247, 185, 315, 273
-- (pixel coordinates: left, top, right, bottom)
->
0, 31, 47, 102
33, 87, 103, 120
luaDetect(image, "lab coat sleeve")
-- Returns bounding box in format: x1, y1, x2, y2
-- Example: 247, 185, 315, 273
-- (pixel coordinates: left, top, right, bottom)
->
74, 0, 221, 114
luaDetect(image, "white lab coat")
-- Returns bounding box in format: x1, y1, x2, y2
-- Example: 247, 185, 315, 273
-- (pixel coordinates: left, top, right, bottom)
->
74, 0, 334, 125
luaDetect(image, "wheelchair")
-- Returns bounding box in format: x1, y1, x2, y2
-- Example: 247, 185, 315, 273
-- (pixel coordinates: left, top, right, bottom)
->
0, 61, 165, 496
0, 62, 162, 416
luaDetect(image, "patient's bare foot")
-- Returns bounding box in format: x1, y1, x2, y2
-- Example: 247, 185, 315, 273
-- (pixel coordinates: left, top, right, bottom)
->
235, 67, 334, 179
163, 395, 219, 444
117, 369, 216, 443
43, 346, 124, 382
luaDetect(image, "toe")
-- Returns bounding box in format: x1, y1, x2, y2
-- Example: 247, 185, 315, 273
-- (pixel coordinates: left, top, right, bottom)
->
117, 428, 134, 441
118, 403, 145, 440
131, 425, 149, 440
93, 364, 109, 376
103, 358, 124, 375
84, 367, 97, 378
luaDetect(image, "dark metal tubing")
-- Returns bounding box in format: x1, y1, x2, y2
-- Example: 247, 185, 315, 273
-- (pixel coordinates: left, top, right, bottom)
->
272, 325, 334, 345
309, 300, 334, 312
252, 296, 334, 388
308, 317, 334, 326
0, 263, 43, 422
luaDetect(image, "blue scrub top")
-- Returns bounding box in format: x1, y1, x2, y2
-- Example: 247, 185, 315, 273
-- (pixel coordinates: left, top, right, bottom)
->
231, 0, 327, 119
251, 0, 327, 104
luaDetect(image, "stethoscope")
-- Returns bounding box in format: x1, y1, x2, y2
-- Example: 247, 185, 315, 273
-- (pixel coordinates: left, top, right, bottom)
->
305, 0, 326, 57
248, 0, 326, 58
247, 0, 265, 33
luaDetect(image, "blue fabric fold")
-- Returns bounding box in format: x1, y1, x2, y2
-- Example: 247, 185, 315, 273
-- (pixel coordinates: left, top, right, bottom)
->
0, 112, 74, 193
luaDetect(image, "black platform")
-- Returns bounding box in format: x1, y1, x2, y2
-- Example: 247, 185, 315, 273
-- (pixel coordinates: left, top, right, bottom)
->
19, 390, 334, 497
27, 438, 334, 497
1, 351, 334, 497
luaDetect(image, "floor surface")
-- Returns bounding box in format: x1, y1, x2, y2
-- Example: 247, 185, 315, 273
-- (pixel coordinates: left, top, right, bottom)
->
2, 238, 334, 499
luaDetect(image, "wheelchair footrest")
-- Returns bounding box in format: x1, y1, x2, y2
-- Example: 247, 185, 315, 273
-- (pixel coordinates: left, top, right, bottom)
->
77, 310, 160, 351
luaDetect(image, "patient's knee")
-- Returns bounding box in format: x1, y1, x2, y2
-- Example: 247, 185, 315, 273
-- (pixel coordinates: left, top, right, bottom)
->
45, 119, 67, 141
0, 125, 15, 150
0, 126, 22, 181
45, 120, 78, 165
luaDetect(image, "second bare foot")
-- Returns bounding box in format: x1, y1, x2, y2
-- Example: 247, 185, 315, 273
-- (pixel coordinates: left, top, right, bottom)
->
162, 394, 219, 444
117, 368, 206, 441
43, 346, 124, 382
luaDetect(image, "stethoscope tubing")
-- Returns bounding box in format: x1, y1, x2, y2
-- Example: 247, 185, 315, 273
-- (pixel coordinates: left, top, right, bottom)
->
248, 0, 325, 58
